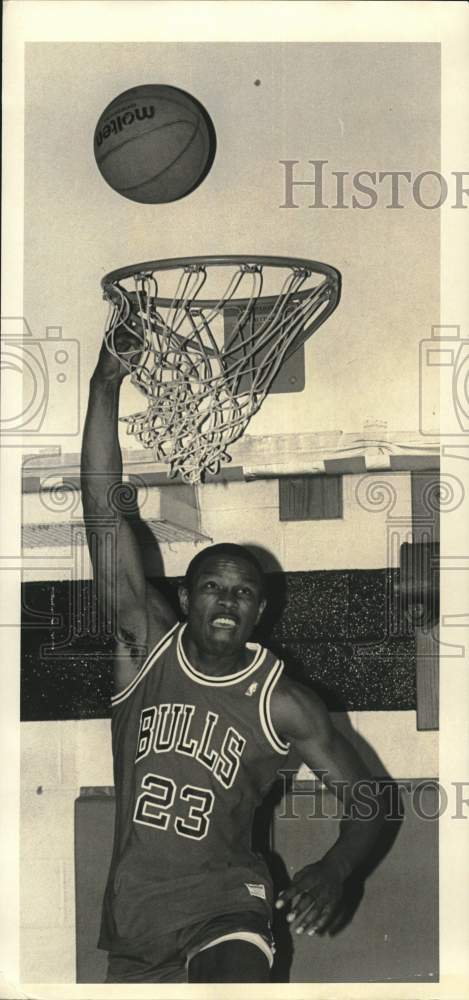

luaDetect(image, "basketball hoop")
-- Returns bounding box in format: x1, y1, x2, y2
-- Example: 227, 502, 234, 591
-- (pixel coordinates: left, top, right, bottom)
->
102, 255, 341, 483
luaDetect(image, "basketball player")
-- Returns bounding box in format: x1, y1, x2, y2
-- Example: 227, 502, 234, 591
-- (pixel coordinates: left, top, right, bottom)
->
80, 330, 384, 983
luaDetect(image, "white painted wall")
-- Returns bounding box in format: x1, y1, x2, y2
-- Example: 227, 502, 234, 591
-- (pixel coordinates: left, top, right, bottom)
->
22, 471, 414, 582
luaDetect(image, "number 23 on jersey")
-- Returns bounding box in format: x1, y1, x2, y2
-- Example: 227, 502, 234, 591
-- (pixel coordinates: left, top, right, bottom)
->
134, 772, 215, 841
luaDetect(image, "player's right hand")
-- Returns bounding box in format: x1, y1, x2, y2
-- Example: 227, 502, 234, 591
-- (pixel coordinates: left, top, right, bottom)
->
95, 321, 145, 382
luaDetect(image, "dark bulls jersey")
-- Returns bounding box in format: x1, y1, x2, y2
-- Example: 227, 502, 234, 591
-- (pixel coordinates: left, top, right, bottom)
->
99, 622, 290, 953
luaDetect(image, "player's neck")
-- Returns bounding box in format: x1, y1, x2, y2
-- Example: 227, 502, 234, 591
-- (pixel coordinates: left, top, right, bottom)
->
182, 628, 249, 676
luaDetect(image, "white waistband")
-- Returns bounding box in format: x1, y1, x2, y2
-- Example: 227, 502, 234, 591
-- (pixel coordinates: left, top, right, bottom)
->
189, 930, 274, 968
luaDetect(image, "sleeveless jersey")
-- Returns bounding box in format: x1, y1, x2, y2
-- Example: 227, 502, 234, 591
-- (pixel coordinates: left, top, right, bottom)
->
99, 622, 290, 954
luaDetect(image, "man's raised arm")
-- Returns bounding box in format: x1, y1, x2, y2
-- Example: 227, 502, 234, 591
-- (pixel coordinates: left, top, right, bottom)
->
80, 332, 176, 692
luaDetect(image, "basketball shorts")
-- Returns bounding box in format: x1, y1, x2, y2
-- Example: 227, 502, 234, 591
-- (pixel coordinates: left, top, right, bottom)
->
105, 910, 275, 983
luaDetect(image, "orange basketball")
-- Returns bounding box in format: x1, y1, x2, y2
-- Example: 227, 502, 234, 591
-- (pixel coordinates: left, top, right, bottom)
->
94, 85, 216, 204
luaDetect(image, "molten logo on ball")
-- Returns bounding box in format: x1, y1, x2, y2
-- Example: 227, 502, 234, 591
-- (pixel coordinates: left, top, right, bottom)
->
94, 84, 217, 204
95, 105, 156, 148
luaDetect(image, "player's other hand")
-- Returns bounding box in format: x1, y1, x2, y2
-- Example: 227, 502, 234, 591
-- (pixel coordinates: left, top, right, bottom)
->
95, 321, 145, 383
275, 860, 343, 936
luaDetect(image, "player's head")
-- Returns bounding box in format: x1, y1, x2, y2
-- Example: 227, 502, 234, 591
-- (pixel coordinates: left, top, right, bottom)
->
179, 544, 266, 655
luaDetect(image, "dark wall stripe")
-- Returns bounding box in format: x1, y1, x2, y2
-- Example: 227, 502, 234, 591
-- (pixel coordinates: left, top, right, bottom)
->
21, 570, 416, 721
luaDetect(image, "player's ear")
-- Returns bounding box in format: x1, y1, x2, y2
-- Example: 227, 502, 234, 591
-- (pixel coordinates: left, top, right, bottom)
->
255, 598, 267, 625
178, 585, 190, 617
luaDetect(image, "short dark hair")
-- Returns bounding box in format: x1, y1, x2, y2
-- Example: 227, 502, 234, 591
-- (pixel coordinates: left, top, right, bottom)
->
184, 543, 265, 595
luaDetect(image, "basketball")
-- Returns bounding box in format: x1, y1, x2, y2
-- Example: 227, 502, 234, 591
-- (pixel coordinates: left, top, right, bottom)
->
93, 84, 216, 204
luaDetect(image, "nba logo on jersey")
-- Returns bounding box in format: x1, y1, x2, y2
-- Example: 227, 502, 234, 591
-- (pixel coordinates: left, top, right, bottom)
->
245, 682, 258, 697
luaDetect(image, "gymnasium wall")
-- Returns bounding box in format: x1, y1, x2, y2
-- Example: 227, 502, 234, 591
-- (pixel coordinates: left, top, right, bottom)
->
20, 470, 438, 982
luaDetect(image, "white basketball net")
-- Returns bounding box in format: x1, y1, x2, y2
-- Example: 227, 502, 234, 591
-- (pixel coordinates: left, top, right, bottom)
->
102, 259, 339, 484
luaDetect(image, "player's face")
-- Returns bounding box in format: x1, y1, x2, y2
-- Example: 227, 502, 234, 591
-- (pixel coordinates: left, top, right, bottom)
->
179, 555, 266, 657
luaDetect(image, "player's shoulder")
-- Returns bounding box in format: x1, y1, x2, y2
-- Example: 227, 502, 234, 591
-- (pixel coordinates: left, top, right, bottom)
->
271, 673, 327, 716
270, 673, 330, 742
